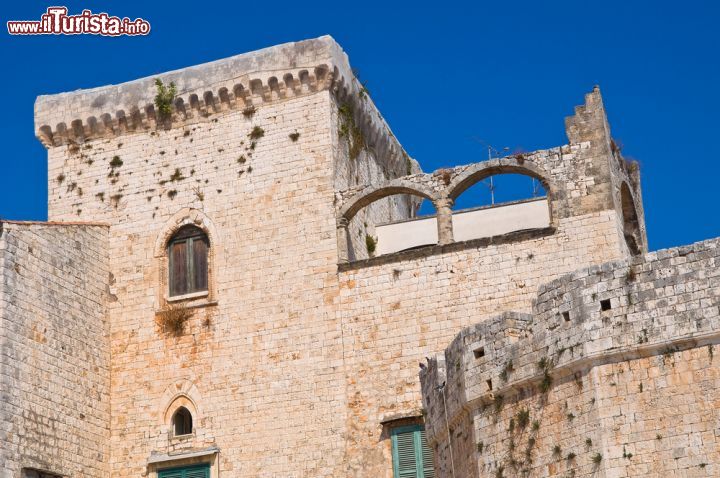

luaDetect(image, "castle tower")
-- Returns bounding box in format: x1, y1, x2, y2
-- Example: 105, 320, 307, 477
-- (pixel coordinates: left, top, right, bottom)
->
1, 36, 648, 478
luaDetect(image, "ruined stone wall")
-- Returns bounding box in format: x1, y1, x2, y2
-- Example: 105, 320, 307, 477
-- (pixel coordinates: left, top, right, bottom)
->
421, 238, 720, 477
0, 222, 109, 478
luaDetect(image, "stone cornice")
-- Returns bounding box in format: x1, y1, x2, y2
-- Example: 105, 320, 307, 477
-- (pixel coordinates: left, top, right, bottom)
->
34, 35, 393, 148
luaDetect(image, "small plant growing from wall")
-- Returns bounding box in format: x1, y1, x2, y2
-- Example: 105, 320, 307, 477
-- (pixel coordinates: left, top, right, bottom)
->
110, 156, 123, 168
500, 360, 514, 383
169, 168, 185, 182
249, 126, 265, 140
157, 303, 193, 336
338, 102, 366, 160
110, 194, 122, 209
537, 356, 554, 393
515, 408, 530, 430
154, 78, 177, 122
242, 105, 256, 118
56, 173, 65, 184
289, 131, 300, 142
365, 234, 377, 256
552, 445, 562, 458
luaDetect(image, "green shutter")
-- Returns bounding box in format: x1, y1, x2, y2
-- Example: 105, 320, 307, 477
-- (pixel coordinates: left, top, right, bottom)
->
391, 425, 435, 478
420, 429, 435, 478
158, 464, 209, 478
157, 470, 183, 478
185, 468, 209, 478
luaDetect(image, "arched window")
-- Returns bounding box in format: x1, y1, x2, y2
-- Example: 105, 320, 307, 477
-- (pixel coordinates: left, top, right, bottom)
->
168, 225, 209, 297
172, 406, 193, 436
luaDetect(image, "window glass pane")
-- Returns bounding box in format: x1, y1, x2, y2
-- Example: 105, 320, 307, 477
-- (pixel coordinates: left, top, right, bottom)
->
169, 240, 188, 296
192, 238, 208, 293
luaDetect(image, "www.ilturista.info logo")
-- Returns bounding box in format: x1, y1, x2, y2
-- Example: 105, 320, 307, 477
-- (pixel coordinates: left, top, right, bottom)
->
7, 7, 151, 36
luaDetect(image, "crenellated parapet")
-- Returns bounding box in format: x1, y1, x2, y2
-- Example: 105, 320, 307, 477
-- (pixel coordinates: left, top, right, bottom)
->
33, 35, 402, 158
421, 237, 720, 477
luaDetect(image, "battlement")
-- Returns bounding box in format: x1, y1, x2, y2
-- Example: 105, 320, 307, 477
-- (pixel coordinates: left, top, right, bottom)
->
34, 35, 409, 168
421, 237, 720, 476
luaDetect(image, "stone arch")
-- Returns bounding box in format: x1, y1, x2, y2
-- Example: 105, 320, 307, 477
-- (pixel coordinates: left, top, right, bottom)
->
158, 379, 203, 425
338, 180, 437, 222
154, 208, 219, 258
154, 209, 220, 303
448, 159, 558, 227
620, 181, 642, 255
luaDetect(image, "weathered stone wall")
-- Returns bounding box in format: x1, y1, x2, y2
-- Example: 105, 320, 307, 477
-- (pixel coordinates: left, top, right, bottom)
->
0, 221, 109, 478
42, 90, 354, 477
33, 36, 423, 478
422, 238, 720, 477
332, 88, 647, 477
25, 36, 656, 478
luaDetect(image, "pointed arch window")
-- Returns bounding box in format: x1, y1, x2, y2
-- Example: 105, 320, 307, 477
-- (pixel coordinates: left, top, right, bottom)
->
172, 406, 193, 436
168, 225, 209, 297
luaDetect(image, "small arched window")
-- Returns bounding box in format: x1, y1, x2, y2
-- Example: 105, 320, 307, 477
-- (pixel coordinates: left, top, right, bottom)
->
168, 225, 209, 297
172, 406, 193, 436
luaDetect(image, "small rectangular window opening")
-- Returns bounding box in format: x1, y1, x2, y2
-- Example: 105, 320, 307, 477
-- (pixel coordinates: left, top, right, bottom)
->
473, 347, 485, 359
486, 379, 493, 391
562, 311, 571, 322
600, 299, 612, 311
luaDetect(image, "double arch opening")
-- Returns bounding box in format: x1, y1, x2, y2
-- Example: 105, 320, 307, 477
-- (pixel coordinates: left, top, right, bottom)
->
337, 164, 554, 262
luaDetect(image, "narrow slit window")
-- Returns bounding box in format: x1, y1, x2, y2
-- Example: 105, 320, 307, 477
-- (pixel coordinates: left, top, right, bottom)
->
168, 225, 209, 297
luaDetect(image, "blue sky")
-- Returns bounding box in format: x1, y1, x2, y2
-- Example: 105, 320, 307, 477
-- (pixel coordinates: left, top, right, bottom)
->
1, 0, 718, 251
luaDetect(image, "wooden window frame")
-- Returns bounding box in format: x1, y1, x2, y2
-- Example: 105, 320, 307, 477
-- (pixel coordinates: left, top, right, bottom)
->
167, 226, 209, 299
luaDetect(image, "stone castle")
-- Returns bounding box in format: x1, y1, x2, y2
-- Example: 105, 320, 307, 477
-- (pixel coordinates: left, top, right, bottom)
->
0, 36, 716, 478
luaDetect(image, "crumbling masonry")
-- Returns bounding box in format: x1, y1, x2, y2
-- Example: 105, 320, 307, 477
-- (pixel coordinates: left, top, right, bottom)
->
0, 36, 715, 478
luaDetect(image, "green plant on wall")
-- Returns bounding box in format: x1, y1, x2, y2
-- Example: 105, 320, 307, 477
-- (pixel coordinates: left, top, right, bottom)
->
365, 234, 377, 256
154, 79, 177, 121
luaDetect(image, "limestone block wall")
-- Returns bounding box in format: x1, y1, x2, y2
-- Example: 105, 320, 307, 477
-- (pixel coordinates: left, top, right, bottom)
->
337, 209, 627, 476
421, 237, 720, 477
34, 35, 424, 478
332, 87, 648, 476
335, 87, 647, 263
0, 221, 109, 478
42, 90, 353, 477
28, 35, 655, 478
331, 84, 422, 262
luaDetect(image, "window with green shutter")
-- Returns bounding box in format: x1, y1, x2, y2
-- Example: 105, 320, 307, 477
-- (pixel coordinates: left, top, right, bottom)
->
391, 425, 435, 478
157, 464, 210, 478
